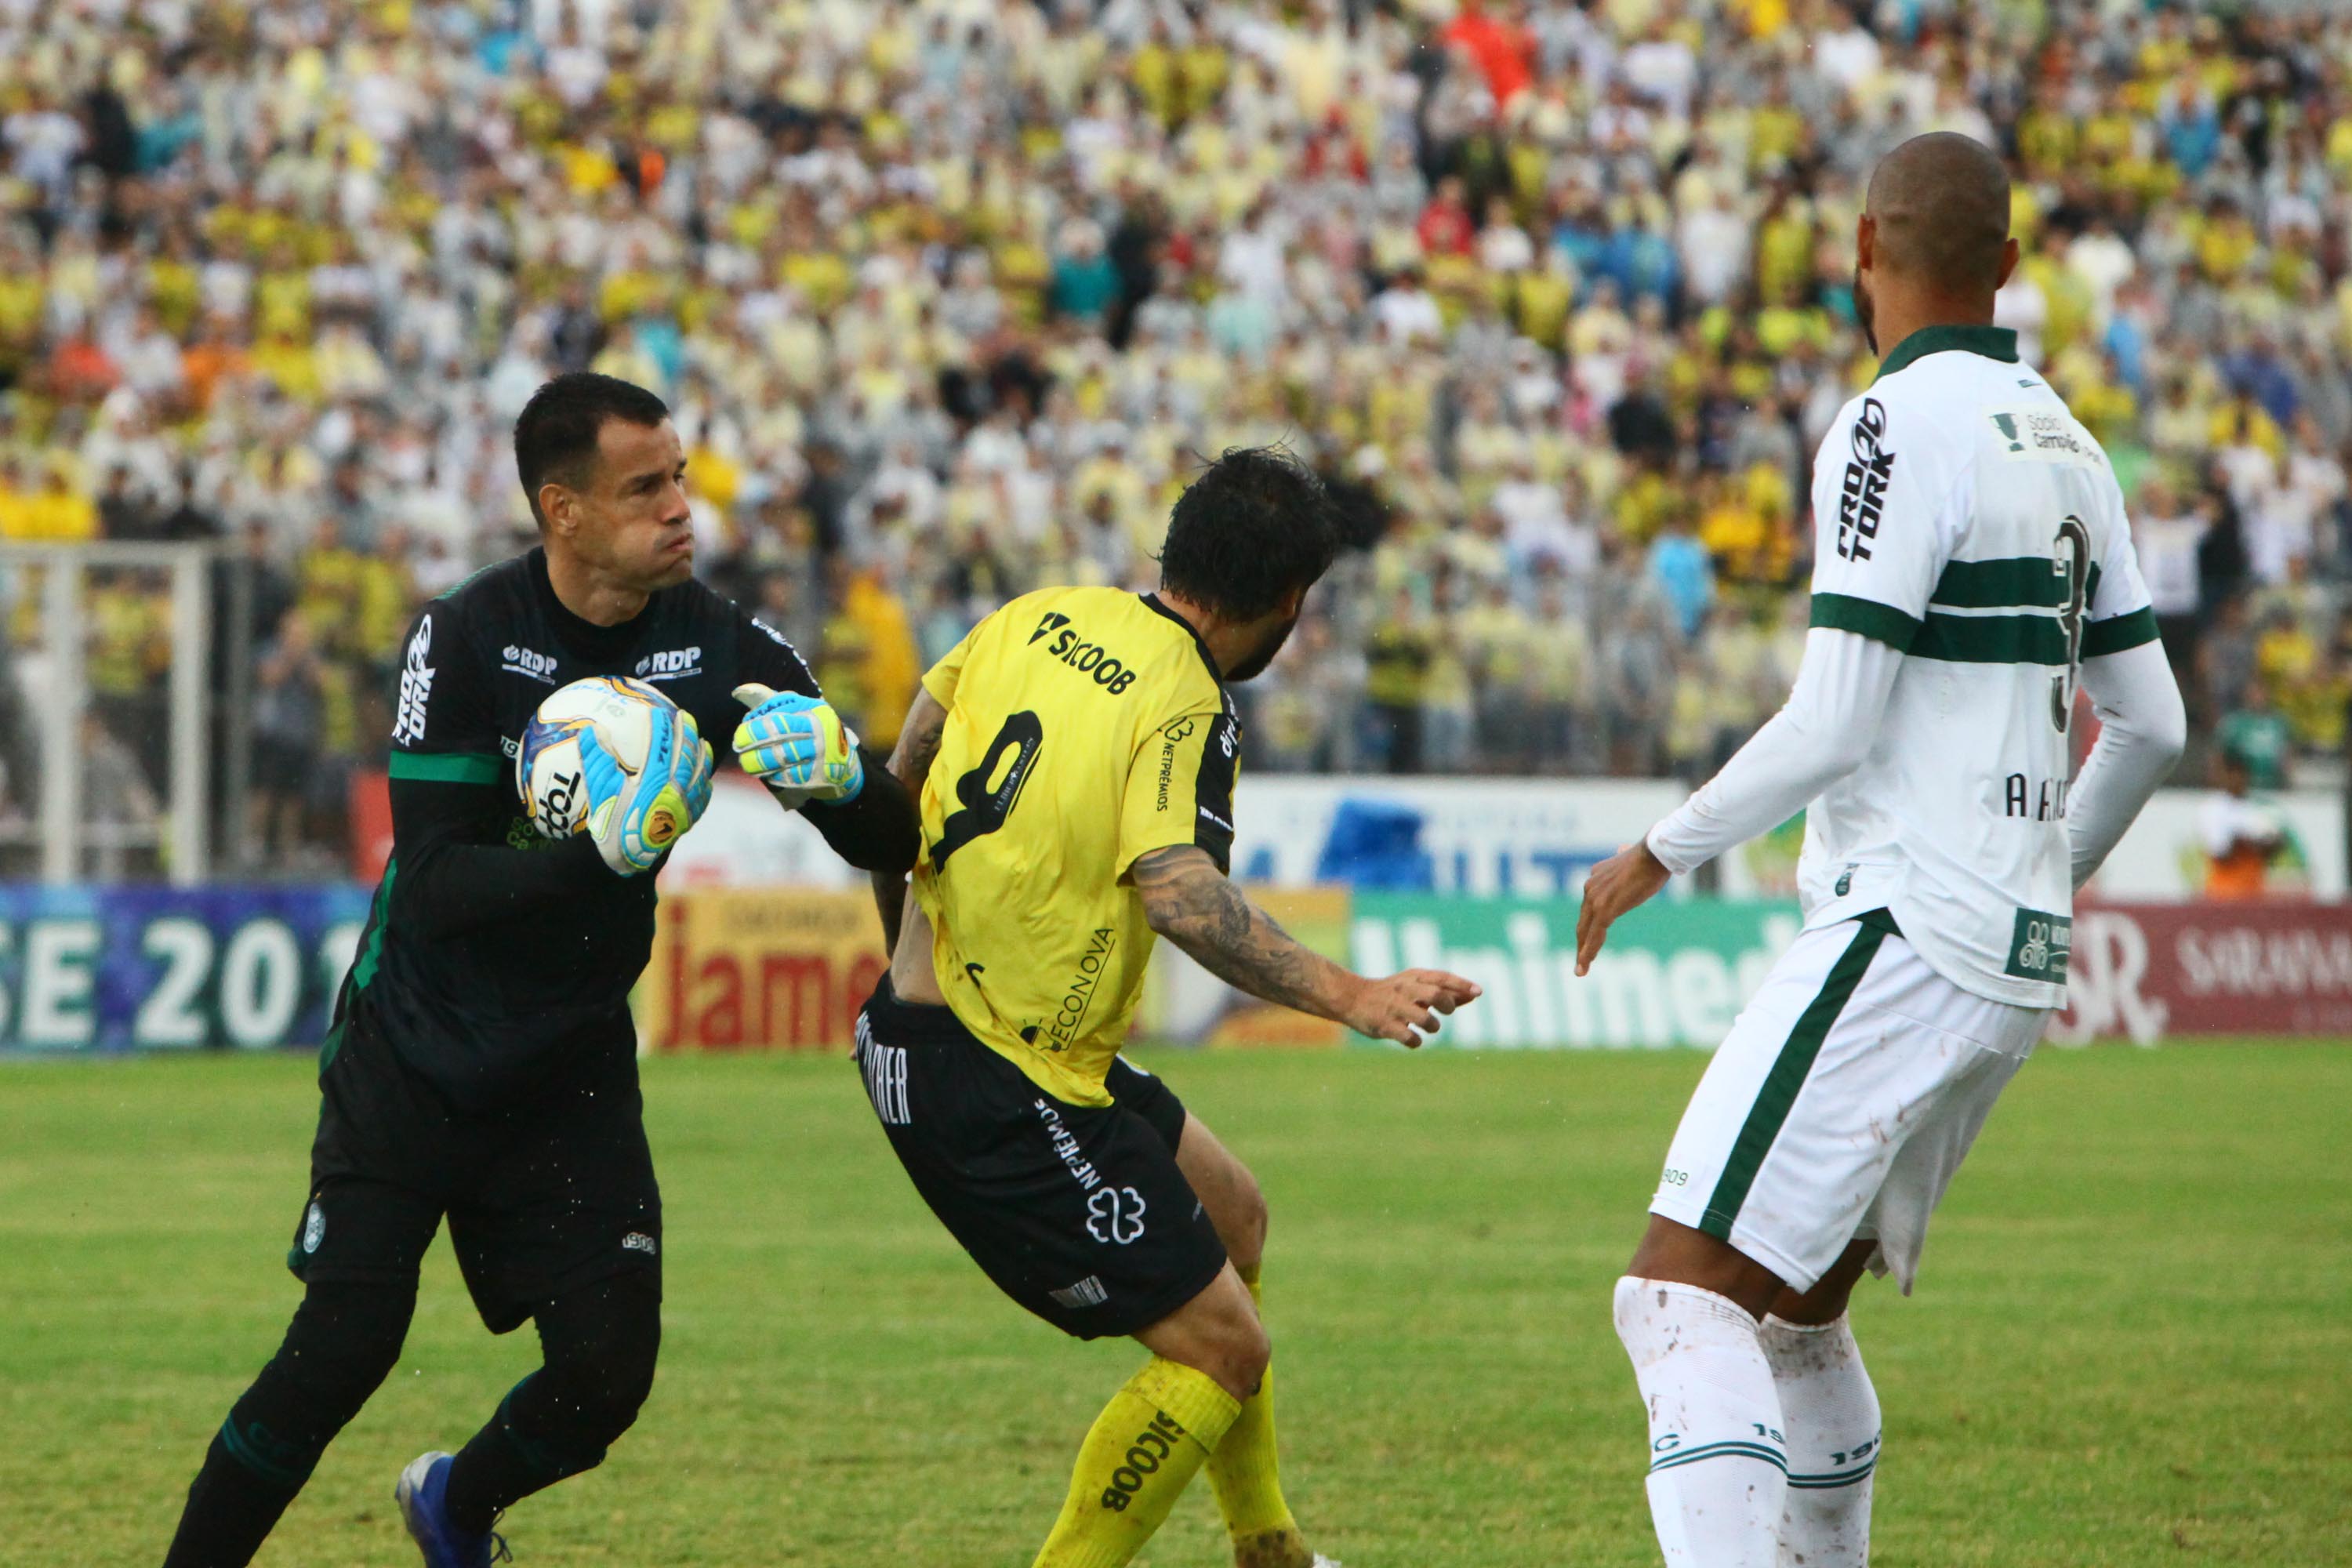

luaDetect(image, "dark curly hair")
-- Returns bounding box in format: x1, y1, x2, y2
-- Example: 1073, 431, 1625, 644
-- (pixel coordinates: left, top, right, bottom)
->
1157, 446, 1342, 621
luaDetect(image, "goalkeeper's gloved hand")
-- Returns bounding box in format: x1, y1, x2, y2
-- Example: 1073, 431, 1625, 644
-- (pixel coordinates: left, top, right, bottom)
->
582, 706, 714, 876
731, 683, 862, 808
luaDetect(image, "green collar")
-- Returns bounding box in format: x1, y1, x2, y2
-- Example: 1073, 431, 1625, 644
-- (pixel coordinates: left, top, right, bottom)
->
1872, 324, 2019, 382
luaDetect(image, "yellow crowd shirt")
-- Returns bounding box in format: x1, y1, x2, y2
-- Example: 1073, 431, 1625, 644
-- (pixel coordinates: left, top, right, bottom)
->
913, 587, 1240, 1107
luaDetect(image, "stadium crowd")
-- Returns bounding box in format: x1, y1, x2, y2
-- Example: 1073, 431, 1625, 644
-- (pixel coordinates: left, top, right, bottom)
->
0, 0, 2347, 871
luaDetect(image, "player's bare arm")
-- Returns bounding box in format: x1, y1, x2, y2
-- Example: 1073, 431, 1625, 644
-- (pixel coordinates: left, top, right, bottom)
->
871, 686, 947, 954
1131, 844, 1479, 1047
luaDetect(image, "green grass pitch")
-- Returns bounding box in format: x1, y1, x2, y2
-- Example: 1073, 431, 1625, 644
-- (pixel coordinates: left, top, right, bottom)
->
3, 1044, 2347, 1566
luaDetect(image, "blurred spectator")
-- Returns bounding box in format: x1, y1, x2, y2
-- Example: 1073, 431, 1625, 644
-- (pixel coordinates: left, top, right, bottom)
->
2199, 748, 2288, 900
1364, 586, 1432, 775
251, 608, 327, 868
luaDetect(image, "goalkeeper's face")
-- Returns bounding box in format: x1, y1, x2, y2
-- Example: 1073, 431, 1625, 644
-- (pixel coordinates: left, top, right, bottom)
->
562, 418, 696, 591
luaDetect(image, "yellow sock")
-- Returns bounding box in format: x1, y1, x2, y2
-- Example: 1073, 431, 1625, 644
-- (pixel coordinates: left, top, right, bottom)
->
1208, 1269, 1308, 1568
1033, 1357, 1243, 1568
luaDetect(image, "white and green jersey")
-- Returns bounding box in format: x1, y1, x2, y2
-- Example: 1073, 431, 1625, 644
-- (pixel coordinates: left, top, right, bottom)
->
1796, 325, 2158, 1007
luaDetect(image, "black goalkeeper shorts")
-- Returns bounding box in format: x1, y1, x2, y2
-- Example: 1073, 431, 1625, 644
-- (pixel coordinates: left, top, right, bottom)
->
855, 976, 1228, 1340
290, 1004, 661, 1334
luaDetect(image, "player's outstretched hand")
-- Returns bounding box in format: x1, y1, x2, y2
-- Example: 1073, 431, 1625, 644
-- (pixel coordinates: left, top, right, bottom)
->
1575, 838, 1671, 976
733, 683, 864, 807
1347, 968, 1482, 1048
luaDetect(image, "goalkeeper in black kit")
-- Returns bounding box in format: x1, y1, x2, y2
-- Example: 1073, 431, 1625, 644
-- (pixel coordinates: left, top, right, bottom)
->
159, 373, 919, 1568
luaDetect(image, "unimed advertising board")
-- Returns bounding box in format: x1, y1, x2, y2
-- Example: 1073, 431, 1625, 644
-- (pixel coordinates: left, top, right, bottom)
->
1350, 895, 2352, 1049
1348, 896, 1805, 1049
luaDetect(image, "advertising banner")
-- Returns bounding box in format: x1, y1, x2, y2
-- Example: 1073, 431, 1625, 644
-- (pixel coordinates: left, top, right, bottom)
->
648, 775, 1707, 897
648, 775, 2347, 903
1348, 895, 1803, 1049
2056, 902, 2352, 1044
640, 887, 890, 1053
0, 884, 372, 1051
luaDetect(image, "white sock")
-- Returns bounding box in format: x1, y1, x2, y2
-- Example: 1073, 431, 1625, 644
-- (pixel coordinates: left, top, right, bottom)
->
1613, 1276, 1788, 1568
1760, 1313, 1880, 1568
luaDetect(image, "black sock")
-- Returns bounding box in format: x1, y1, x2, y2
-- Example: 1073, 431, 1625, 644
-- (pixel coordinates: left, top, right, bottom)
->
160, 1428, 304, 1568
160, 1282, 414, 1568
445, 1275, 661, 1535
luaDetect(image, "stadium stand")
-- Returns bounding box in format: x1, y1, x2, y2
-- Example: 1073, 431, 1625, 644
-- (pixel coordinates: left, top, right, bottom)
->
0, 0, 2345, 873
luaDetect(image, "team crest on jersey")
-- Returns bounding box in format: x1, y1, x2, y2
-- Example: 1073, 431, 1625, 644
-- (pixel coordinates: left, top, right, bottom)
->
302, 1201, 325, 1254
392, 615, 434, 743
1837, 398, 1893, 561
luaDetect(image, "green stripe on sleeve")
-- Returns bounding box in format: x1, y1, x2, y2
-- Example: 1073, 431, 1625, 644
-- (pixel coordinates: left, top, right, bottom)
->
388, 750, 502, 784
1700, 918, 1889, 1241
1808, 593, 1922, 651
2082, 605, 2161, 659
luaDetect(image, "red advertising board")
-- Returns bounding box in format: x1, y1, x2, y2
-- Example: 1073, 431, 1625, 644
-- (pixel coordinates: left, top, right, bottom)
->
2056, 902, 2352, 1044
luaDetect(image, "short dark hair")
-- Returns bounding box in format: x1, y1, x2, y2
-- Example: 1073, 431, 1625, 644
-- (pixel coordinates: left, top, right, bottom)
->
514, 372, 671, 525
1159, 446, 1341, 621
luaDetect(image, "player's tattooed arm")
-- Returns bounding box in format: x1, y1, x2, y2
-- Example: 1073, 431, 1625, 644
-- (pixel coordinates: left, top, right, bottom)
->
872, 688, 949, 953
889, 688, 948, 790
1131, 846, 1480, 1047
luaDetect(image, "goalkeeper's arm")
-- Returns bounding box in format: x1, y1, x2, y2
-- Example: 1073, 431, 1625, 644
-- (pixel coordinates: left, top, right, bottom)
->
801, 745, 919, 873
389, 774, 612, 940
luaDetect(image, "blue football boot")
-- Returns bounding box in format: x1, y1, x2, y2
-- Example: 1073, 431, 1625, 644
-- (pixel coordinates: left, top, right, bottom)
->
394, 1451, 510, 1566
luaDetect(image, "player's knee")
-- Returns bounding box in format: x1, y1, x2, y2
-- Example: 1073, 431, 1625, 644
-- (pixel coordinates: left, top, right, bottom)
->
538, 1277, 662, 1441
223, 1281, 414, 1486
1207, 1309, 1272, 1402
1230, 1177, 1270, 1274
278, 1281, 413, 1414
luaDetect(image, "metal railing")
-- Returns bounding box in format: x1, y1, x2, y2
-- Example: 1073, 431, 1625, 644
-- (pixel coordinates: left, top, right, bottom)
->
0, 542, 218, 886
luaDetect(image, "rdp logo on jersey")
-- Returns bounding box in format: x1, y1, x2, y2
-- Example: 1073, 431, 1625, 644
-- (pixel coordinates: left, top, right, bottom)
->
635, 646, 702, 681
1838, 397, 1894, 561
500, 644, 558, 682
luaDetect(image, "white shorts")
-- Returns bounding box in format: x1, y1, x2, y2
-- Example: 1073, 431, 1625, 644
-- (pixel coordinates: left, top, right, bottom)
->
1648, 913, 2047, 1295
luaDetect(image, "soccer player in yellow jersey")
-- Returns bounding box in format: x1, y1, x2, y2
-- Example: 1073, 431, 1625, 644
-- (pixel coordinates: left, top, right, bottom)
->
860, 448, 1479, 1568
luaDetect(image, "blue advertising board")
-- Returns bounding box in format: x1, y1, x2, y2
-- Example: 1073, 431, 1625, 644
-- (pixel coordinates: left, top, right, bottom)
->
0, 885, 372, 1052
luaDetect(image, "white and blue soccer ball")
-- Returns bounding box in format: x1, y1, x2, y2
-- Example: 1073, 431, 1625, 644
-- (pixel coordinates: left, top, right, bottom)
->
517, 674, 677, 840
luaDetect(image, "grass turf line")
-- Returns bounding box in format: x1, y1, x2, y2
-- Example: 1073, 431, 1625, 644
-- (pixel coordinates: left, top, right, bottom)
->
2, 1044, 2346, 1566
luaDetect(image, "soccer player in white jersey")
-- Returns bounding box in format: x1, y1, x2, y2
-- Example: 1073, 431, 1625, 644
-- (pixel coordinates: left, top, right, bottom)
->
1576, 133, 2189, 1567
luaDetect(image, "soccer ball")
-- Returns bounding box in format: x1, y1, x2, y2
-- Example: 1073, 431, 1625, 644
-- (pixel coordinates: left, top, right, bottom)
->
518, 674, 677, 840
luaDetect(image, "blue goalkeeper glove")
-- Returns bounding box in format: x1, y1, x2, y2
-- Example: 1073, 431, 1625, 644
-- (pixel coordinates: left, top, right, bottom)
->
581, 706, 714, 876
731, 683, 862, 806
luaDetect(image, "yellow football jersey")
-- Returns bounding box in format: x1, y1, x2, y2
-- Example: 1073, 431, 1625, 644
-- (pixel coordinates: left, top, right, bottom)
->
913, 586, 1240, 1107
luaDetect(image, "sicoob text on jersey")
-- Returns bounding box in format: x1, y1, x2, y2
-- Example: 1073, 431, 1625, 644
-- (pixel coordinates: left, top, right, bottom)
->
1028, 608, 1138, 694
1838, 397, 1894, 561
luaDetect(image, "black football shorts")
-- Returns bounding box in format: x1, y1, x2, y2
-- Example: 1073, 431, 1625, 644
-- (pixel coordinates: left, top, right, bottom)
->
855, 977, 1228, 1339
290, 1003, 661, 1334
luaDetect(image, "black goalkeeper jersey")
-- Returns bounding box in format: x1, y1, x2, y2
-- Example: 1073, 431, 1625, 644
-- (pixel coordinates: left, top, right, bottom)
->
334, 547, 916, 1112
